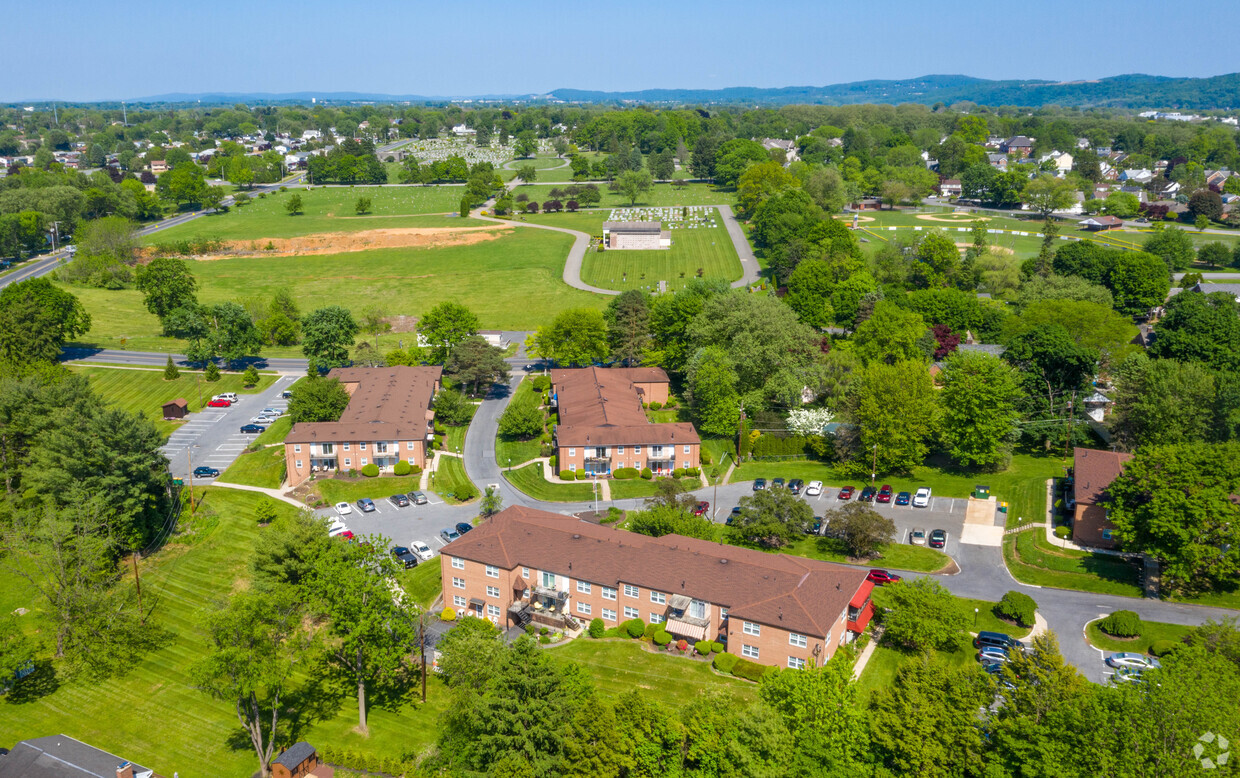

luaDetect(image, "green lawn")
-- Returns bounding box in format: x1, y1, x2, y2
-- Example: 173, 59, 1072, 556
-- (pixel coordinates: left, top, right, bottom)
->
68, 365, 277, 439
315, 475, 424, 507
958, 597, 1033, 639
254, 414, 293, 445
505, 463, 593, 502
1003, 528, 1142, 598
1085, 619, 1192, 655
432, 455, 476, 504
856, 631, 980, 702
495, 379, 546, 466
609, 477, 702, 501
512, 181, 731, 208
779, 535, 951, 574
550, 639, 755, 703
397, 561, 444, 609
219, 445, 286, 488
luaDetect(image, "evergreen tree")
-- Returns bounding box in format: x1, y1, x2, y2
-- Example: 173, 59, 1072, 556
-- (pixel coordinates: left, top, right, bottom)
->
163, 354, 179, 380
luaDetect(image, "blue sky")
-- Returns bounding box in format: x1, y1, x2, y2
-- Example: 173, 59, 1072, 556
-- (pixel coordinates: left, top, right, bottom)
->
7, 0, 1240, 101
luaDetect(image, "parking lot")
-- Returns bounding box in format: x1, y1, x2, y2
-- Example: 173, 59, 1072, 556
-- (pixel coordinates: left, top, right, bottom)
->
312, 491, 480, 566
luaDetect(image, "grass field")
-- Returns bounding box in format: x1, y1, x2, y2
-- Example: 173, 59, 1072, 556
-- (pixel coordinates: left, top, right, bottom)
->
494, 380, 546, 467
779, 535, 951, 574
512, 181, 731, 209
958, 596, 1034, 639
432, 455, 475, 504
608, 476, 702, 501
856, 631, 980, 702
397, 561, 444, 609
505, 463, 593, 502
551, 639, 756, 702
1085, 619, 1192, 655
69, 365, 277, 438
219, 445, 286, 488
316, 475, 423, 506
1004, 528, 1143, 598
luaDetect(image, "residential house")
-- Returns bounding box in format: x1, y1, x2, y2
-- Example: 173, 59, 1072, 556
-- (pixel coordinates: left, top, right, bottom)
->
1119, 185, 1149, 203
1078, 215, 1123, 230
1190, 282, 1240, 302
551, 366, 698, 476
271, 741, 331, 778
760, 138, 799, 163
283, 366, 442, 486
1160, 181, 1182, 199
1071, 447, 1132, 548
1076, 137, 1092, 150
938, 178, 962, 198
1119, 168, 1153, 184
0, 734, 158, 778
1000, 136, 1034, 156
1040, 151, 1074, 174
602, 221, 671, 250
1083, 391, 1113, 423
440, 506, 875, 667
987, 153, 1009, 169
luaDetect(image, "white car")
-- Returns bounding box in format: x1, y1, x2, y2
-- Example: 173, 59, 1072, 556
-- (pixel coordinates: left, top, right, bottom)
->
804, 480, 823, 497
262, 408, 283, 416
334, 501, 353, 516
912, 487, 932, 508
251, 415, 275, 424
326, 519, 350, 537
1105, 652, 1161, 670
410, 541, 434, 561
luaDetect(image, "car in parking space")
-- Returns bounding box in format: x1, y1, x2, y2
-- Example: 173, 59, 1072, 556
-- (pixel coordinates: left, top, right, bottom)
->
440, 527, 461, 543
804, 480, 823, 496
728, 506, 742, 525
192, 466, 220, 478
859, 485, 877, 502
334, 502, 353, 516
239, 423, 266, 434
208, 398, 232, 407
455, 522, 474, 536
909, 527, 927, 545
262, 408, 282, 416
411, 541, 434, 561
409, 491, 429, 505
806, 518, 822, 534
216, 393, 238, 402
752, 478, 767, 491
929, 529, 948, 548
867, 569, 902, 585
1105, 652, 1161, 670
1112, 666, 1148, 684
692, 501, 709, 517
837, 485, 855, 500
281, 390, 293, 399
771, 478, 785, 489
977, 646, 1010, 663
788, 479, 804, 494
335, 530, 355, 541
390, 546, 419, 568
974, 631, 1025, 652
388, 494, 410, 508
327, 518, 349, 536
876, 484, 893, 503
895, 491, 911, 506
356, 498, 377, 513
912, 487, 932, 507
251, 415, 276, 424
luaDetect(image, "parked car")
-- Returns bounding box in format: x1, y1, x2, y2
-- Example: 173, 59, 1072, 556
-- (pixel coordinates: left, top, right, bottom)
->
788, 478, 804, 494
455, 522, 473, 535
752, 478, 767, 491
895, 491, 911, 506
867, 569, 902, 585
728, 506, 742, 525
909, 527, 927, 545
336, 530, 355, 541
1105, 652, 1161, 670
356, 498, 376, 513
929, 529, 948, 548
974, 631, 1025, 652
262, 408, 282, 416
692, 501, 710, 517
411, 541, 434, 561
859, 486, 877, 502
251, 415, 276, 424
388, 494, 410, 508
281, 390, 293, 399
440, 527, 461, 543
207, 399, 231, 408
838, 485, 855, 500
410, 491, 429, 505
216, 393, 238, 402
807, 518, 822, 535
327, 518, 349, 536
334, 502, 352, 516
804, 480, 823, 496
390, 546, 419, 568
912, 487, 932, 507
192, 466, 220, 478
978, 646, 1010, 663
876, 484, 893, 503
1112, 667, 1148, 684
239, 424, 266, 434
771, 478, 785, 489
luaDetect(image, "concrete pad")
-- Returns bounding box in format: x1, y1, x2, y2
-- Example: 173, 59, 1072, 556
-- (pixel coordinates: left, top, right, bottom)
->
964, 496, 996, 525
959, 524, 1004, 547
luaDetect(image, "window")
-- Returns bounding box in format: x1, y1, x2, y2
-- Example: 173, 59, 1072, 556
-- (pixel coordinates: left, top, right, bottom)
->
486, 586, 500, 598
294, 444, 302, 453
617, 446, 625, 454
486, 565, 499, 578
344, 443, 351, 451
320, 443, 333, 454
376, 442, 388, 453
1102, 528, 1114, 540
569, 448, 576, 457
451, 557, 464, 569
360, 443, 367, 451
617, 462, 624, 469
689, 600, 706, 620
487, 604, 501, 621
650, 613, 664, 624
684, 445, 690, 454
295, 461, 302, 469
634, 445, 641, 454
743, 621, 761, 636
577, 602, 592, 615
602, 587, 617, 600
360, 458, 368, 466
577, 580, 591, 594
789, 633, 808, 648
452, 577, 466, 590
343, 458, 352, 466
570, 464, 576, 472
541, 571, 556, 589
683, 461, 689, 468
742, 644, 760, 659
623, 606, 640, 619
788, 656, 806, 670
623, 584, 640, 598
522, 567, 529, 579
407, 441, 415, 450
650, 591, 666, 605
453, 595, 466, 608
720, 608, 729, 620
602, 608, 617, 621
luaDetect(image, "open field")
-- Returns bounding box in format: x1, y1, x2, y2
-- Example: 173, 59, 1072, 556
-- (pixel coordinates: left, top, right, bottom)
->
511, 181, 731, 209
779, 535, 951, 574
315, 475, 423, 506
1004, 528, 1144, 598
220, 445, 286, 488
432, 455, 476, 504
397, 560, 444, 608
550, 639, 756, 703
609, 477, 702, 501
958, 596, 1034, 639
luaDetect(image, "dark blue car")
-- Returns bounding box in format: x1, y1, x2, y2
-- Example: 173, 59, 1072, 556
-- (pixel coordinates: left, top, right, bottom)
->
239, 424, 266, 434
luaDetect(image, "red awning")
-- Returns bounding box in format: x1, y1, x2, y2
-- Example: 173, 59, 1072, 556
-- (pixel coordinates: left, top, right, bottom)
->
849, 580, 875, 609
848, 601, 875, 633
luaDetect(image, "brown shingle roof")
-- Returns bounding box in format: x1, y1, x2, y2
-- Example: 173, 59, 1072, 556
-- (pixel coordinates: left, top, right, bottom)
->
445, 506, 868, 638
550, 367, 698, 447
1074, 447, 1132, 506
286, 366, 442, 444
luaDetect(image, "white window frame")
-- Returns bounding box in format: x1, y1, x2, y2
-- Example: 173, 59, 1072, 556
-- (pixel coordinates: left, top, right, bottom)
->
577, 601, 592, 615
650, 613, 664, 624
742, 644, 760, 659
624, 584, 639, 598
487, 604, 501, 620
743, 621, 761, 636
569, 448, 575, 457
577, 580, 591, 594
623, 605, 640, 619
451, 557, 464, 570
452, 577, 465, 590
650, 591, 666, 605
453, 595, 466, 608
360, 442, 368, 451
294, 444, 302, 453
684, 445, 690, 454
541, 571, 556, 589
721, 608, 729, 620
294, 460, 302, 469
343, 458, 351, 466
789, 633, 808, 648
634, 445, 641, 454
486, 586, 500, 598
485, 565, 499, 578
406, 441, 415, 450
788, 656, 805, 669
522, 567, 530, 579
344, 443, 351, 451
360, 458, 368, 466
602, 586, 616, 600
602, 607, 617, 621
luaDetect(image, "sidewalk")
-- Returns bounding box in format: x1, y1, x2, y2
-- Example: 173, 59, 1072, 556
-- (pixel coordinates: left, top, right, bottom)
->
210, 480, 305, 508
851, 627, 884, 681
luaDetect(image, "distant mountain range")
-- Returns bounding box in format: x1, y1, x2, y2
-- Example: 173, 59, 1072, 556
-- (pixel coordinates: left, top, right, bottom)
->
16, 73, 1240, 109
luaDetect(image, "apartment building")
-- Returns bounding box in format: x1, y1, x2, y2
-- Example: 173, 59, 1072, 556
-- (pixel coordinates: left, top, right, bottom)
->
1071, 446, 1132, 549
551, 367, 699, 476
441, 506, 875, 669
283, 365, 442, 486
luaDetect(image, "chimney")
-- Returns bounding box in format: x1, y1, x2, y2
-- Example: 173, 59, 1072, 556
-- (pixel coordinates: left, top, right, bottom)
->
117, 763, 135, 778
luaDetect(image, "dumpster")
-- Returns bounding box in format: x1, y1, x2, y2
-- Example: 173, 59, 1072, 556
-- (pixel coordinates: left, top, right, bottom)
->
974, 484, 991, 499
997, 501, 1009, 513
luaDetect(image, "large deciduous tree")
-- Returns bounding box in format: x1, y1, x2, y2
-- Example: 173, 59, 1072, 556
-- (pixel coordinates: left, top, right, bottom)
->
824, 502, 896, 558
0, 279, 91, 367
851, 301, 927, 365
939, 351, 1023, 470
1142, 226, 1195, 272
300, 305, 359, 369
1150, 291, 1240, 371
417, 302, 480, 364
134, 257, 197, 322
873, 577, 968, 655
910, 231, 960, 289
1111, 356, 1216, 449
838, 360, 937, 476
730, 486, 814, 548
1023, 174, 1077, 217
684, 346, 741, 438
530, 308, 608, 367
287, 377, 350, 423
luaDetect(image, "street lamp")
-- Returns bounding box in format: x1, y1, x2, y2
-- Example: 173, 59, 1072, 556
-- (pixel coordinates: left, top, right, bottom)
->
974, 607, 979, 628
871, 443, 878, 486
508, 457, 512, 472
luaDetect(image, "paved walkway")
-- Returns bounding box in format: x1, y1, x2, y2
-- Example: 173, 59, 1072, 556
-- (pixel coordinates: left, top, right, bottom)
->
851, 629, 883, 681
210, 480, 304, 508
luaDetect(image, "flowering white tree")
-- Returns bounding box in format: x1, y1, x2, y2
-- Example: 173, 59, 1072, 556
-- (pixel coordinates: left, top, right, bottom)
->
786, 408, 835, 437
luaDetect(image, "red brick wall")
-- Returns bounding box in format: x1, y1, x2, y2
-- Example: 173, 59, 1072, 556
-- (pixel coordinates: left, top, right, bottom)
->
1073, 504, 1118, 548
726, 616, 843, 669
556, 442, 700, 475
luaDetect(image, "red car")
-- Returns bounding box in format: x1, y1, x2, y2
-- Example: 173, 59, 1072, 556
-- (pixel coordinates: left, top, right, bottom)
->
867, 569, 902, 585
207, 399, 231, 407
876, 484, 893, 503
837, 486, 855, 500
334, 530, 355, 540
692, 501, 710, 517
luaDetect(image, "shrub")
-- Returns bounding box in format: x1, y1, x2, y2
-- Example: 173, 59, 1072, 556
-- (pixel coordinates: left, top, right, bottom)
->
1099, 610, 1142, 638
995, 591, 1037, 628
644, 622, 662, 639
713, 652, 739, 673
441, 608, 456, 622
539, 635, 552, 644
676, 639, 688, 652
588, 618, 605, 638
612, 467, 639, 479
701, 450, 713, 465
673, 468, 685, 478
712, 641, 725, 653
1054, 525, 1072, 539
578, 470, 594, 481
624, 618, 646, 638
204, 362, 221, 382
560, 469, 575, 480
454, 483, 477, 501
664, 397, 678, 408
1150, 639, 1181, 657
410, 465, 422, 475
549, 455, 557, 470
531, 375, 551, 391
653, 631, 672, 646
649, 401, 663, 410
641, 467, 653, 480
361, 463, 380, 477
254, 498, 277, 526
241, 365, 260, 386
540, 626, 550, 636
695, 639, 714, 655
393, 460, 411, 476
731, 658, 768, 682
685, 467, 700, 477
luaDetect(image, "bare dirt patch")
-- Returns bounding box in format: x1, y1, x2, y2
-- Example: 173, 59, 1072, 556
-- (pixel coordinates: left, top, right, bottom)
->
161, 225, 514, 260
916, 213, 991, 223
955, 242, 1015, 255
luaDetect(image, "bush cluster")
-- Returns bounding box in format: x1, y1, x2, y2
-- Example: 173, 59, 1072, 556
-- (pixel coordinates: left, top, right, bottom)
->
441, 608, 456, 622
731, 658, 770, 682
649, 401, 663, 410
1054, 525, 1072, 539
393, 460, 412, 476
361, 463, 380, 477
653, 630, 672, 646
624, 618, 645, 638
588, 618, 604, 638
664, 397, 678, 408
643, 622, 662, 639
695, 640, 714, 655
713, 652, 739, 673
454, 483, 478, 501
712, 641, 725, 653
701, 450, 713, 465
613, 467, 639, 479
751, 434, 811, 458
1150, 639, 1181, 657
549, 455, 557, 470
675, 639, 688, 652
316, 745, 413, 775
995, 591, 1037, 628
530, 375, 551, 391
640, 467, 653, 480
1099, 610, 1142, 638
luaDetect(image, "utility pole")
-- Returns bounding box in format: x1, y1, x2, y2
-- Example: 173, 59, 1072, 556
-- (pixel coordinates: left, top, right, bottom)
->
1062, 391, 1077, 461
52, 102, 58, 126
122, 102, 128, 127
185, 449, 196, 515
419, 612, 428, 703
49, 221, 60, 253
712, 452, 731, 518
131, 552, 144, 625
871, 443, 878, 485
736, 403, 746, 461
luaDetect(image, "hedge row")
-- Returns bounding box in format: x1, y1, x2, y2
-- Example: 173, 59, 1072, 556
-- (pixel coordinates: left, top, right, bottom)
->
731, 657, 771, 682
317, 745, 413, 776
613, 467, 639, 479
751, 434, 811, 458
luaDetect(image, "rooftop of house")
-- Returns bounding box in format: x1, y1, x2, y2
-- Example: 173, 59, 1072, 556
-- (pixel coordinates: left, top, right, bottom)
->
1192, 282, 1240, 297
273, 742, 317, 770
0, 734, 155, 778
1073, 447, 1133, 507
602, 221, 661, 233
445, 506, 870, 637
551, 367, 697, 447
286, 365, 442, 444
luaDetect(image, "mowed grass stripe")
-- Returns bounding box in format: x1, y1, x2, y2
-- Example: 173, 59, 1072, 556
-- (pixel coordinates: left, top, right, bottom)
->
582, 221, 742, 292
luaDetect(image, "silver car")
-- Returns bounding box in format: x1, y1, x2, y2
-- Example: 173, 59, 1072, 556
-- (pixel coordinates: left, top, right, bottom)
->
1105, 652, 1161, 670
909, 527, 927, 545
